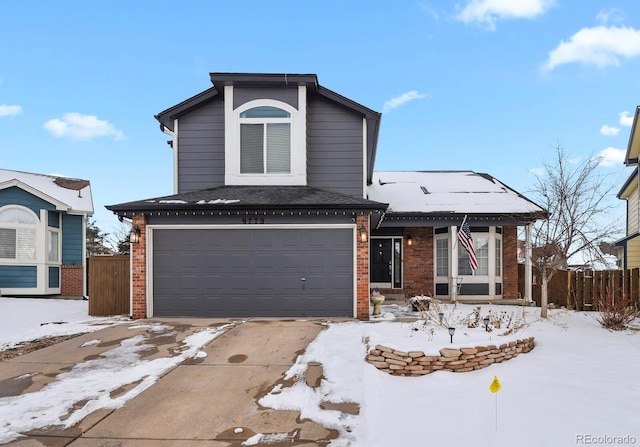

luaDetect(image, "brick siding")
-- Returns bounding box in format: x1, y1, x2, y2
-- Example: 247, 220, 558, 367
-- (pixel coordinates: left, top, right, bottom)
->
131, 214, 147, 319
502, 226, 518, 299
356, 213, 370, 320
61, 265, 84, 297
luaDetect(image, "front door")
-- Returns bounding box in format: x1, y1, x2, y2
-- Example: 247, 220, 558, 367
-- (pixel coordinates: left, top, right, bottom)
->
371, 239, 392, 284
370, 238, 403, 289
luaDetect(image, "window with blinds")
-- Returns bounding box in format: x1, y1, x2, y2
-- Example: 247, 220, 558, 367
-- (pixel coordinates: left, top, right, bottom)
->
239, 107, 291, 174
0, 206, 38, 261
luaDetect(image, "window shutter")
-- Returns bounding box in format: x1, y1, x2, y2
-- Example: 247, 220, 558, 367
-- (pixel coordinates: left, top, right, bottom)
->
266, 123, 291, 173
240, 124, 264, 173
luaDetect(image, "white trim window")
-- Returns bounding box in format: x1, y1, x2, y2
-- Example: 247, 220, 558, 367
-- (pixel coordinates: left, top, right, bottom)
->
48, 229, 60, 262
457, 228, 502, 278
0, 205, 38, 261
224, 86, 307, 186
240, 106, 291, 174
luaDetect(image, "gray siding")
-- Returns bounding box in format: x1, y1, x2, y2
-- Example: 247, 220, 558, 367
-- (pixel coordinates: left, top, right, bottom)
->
177, 100, 225, 193
175, 89, 365, 196
307, 96, 364, 197
234, 87, 298, 110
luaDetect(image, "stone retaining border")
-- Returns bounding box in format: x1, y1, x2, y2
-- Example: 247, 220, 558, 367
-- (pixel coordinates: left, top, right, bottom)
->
366, 337, 534, 376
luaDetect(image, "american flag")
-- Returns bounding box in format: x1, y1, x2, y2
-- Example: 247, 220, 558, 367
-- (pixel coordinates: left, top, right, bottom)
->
458, 221, 478, 271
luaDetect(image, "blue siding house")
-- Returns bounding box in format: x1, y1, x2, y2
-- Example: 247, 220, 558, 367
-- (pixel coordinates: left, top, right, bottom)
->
0, 169, 94, 296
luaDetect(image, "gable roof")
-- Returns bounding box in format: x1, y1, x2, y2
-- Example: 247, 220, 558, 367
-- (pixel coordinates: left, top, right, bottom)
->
154, 72, 381, 184
0, 169, 94, 215
106, 185, 387, 216
624, 105, 640, 166
368, 171, 547, 226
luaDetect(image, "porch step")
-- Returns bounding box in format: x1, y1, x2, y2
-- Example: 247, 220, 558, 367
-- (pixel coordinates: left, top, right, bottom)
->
381, 294, 405, 303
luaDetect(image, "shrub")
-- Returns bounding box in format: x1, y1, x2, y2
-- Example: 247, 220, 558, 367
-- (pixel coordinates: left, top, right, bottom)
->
595, 288, 639, 331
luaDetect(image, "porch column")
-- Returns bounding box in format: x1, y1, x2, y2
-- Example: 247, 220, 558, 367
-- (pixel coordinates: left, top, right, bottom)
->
524, 223, 533, 304
451, 225, 458, 302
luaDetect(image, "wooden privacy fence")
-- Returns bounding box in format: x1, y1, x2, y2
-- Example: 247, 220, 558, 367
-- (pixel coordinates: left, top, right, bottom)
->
88, 255, 130, 316
518, 265, 640, 310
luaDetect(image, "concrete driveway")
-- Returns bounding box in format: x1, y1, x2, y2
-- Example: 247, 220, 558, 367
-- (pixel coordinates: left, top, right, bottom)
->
0, 318, 341, 446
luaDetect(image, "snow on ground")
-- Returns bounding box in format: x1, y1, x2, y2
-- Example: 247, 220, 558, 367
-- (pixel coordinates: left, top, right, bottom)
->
0, 298, 231, 444
0, 298, 124, 350
260, 302, 640, 447
1, 298, 639, 446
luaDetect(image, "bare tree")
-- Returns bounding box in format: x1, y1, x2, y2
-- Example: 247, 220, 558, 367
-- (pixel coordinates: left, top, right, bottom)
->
107, 220, 132, 255
530, 146, 621, 318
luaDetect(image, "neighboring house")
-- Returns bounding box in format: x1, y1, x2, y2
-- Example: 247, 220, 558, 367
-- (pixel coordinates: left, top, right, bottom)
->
107, 72, 546, 320
615, 105, 640, 268
0, 169, 93, 296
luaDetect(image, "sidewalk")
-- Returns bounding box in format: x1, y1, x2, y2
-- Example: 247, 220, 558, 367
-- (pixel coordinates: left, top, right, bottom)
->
1, 319, 333, 446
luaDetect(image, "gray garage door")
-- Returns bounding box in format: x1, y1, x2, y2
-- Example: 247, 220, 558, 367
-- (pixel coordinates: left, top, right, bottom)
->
152, 228, 354, 317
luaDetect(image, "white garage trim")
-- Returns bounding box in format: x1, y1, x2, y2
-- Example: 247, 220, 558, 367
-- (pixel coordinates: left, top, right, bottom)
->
145, 224, 358, 318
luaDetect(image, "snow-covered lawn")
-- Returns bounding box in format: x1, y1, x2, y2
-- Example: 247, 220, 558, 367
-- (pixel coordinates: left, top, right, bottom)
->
260, 302, 640, 447
0, 298, 124, 351
0, 298, 639, 446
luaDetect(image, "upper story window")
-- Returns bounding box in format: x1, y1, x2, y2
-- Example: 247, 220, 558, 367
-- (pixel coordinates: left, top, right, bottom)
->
0, 205, 38, 261
224, 86, 307, 186
239, 106, 291, 174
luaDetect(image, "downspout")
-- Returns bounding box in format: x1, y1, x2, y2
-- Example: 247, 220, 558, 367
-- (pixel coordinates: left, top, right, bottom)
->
82, 212, 88, 298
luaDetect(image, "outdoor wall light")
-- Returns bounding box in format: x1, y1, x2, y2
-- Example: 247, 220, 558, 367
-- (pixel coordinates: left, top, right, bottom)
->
406, 235, 413, 246
130, 226, 141, 244
359, 225, 368, 243
483, 316, 490, 332
448, 327, 456, 344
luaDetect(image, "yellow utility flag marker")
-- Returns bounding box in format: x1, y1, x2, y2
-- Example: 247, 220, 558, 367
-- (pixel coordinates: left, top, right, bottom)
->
489, 375, 502, 393
489, 376, 502, 430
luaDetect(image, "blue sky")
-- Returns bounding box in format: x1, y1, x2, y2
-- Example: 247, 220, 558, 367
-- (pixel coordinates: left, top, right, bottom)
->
0, 0, 637, 237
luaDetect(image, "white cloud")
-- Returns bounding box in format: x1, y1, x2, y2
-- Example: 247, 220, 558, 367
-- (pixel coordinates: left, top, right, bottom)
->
382, 91, 428, 113
596, 8, 625, 25
0, 104, 22, 117
600, 124, 620, 136
542, 26, 640, 72
619, 111, 634, 126
455, 0, 555, 30
529, 167, 545, 176
595, 147, 625, 166
44, 113, 125, 141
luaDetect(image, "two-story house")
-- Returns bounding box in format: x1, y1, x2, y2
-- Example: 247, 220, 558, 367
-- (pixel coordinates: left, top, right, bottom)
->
107, 73, 546, 320
614, 105, 640, 268
0, 169, 93, 297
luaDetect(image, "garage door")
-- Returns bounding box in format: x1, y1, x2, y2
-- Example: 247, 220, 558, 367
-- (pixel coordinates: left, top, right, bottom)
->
152, 228, 354, 317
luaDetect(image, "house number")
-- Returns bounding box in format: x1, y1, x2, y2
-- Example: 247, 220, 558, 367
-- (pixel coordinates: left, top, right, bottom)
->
242, 218, 265, 224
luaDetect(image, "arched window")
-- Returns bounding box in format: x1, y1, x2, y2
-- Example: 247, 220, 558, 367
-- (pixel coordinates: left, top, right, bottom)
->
0, 206, 38, 261
239, 106, 291, 174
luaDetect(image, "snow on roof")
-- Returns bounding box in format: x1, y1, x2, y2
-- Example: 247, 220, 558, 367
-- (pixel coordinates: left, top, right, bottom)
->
0, 169, 94, 214
368, 171, 544, 215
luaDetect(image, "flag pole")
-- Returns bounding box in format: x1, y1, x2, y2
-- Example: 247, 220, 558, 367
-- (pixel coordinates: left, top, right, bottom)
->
453, 215, 468, 250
